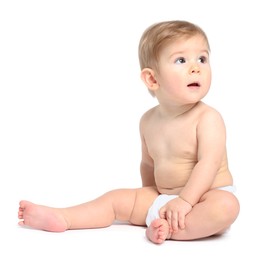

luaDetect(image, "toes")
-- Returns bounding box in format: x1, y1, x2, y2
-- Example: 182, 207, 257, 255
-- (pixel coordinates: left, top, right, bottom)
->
18, 221, 25, 227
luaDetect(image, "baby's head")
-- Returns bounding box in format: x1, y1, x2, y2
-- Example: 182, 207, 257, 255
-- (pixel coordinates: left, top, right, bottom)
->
138, 20, 210, 96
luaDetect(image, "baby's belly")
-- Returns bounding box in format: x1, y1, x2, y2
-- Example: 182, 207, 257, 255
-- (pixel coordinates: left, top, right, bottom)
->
154, 160, 233, 195
154, 161, 195, 193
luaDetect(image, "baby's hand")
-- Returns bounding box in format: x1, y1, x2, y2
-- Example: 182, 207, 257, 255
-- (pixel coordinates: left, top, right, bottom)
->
159, 197, 192, 232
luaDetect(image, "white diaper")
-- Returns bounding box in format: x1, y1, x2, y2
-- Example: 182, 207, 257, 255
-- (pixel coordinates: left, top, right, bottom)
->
145, 185, 236, 227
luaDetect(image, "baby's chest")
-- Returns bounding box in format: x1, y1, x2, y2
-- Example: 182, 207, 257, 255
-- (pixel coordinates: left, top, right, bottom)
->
146, 128, 197, 159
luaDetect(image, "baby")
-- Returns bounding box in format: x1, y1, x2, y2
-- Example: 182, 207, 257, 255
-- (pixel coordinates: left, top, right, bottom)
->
18, 20, 240, 244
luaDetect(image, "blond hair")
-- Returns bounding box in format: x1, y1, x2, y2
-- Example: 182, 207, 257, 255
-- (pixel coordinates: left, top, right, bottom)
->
138, 20, 210, 72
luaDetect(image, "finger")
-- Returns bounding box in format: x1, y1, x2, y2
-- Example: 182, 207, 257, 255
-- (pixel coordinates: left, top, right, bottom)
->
171, 212, 179, 232
159, 207, 166, 219
179, 214, 185, 230
165, 211, 172, 230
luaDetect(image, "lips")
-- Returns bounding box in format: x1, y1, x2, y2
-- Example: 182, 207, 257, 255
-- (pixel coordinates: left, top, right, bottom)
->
187, 82, 200, 87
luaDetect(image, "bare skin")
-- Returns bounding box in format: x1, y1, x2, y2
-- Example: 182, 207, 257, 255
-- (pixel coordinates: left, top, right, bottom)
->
18, 187, 159, 231
18, 31, 240, 244
18, 201, 69, 232
145, 189, 239, 244
18, 187, 239, 243
146, 219, 171, 244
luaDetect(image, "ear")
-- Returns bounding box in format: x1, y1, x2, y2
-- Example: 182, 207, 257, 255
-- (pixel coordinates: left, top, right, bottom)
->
140, 68, 159, 92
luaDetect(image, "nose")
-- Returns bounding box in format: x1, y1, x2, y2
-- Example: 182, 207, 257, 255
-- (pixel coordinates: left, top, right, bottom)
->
189, 64, 200, 74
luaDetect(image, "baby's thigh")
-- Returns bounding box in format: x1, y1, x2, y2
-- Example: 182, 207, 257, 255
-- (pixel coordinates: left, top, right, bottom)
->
130, 186, 159, 226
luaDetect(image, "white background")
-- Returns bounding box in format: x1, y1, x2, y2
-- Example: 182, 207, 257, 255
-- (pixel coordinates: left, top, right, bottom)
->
1, 0, 268, 259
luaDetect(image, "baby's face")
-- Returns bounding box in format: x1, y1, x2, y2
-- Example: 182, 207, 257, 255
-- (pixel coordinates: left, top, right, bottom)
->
153, 35, 211, 105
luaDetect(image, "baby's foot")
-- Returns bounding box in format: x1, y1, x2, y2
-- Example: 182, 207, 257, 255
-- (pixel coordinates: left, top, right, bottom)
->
146, 218, 171, 244
18, 200, 69, 232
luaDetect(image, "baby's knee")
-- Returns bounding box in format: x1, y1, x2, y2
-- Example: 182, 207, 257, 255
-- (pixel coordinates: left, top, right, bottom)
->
214, 192, 240, 224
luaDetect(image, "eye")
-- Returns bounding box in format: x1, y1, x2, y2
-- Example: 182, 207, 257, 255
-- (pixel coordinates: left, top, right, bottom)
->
175, 57, 186, 64
198, 55, 208, 64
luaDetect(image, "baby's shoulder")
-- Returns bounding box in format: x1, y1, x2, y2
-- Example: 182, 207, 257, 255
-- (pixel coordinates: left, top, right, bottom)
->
196, 102, 223, 118
140, 106, 158, 121
196, 102, 225, 129
139, 106, 158, 131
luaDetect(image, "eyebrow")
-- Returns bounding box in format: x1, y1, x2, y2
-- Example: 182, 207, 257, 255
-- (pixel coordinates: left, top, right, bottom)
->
170, 49, 210, 58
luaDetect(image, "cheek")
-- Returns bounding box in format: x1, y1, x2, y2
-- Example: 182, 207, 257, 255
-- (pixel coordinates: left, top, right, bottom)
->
161, 76, 180, 88
206, 72, 212, 85
169, 72, 185, 86
157, 69, 185, 89
206, 67, 212, 79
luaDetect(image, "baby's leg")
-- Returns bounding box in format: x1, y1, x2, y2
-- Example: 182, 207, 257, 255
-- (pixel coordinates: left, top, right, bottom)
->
169, 190, 240, 240
146, 218, 171, 244
18, 201, 69, 232
18, 187, 159, 231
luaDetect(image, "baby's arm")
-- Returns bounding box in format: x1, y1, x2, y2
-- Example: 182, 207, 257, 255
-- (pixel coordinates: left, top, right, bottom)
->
179, 108, 227, 205
140, 159, 155, 187
140, 135, 156, 187
161, 108, 227, 231
139, 114, 156, 187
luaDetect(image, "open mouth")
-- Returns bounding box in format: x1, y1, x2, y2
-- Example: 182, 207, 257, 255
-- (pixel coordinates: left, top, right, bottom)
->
187, 82, 200, 87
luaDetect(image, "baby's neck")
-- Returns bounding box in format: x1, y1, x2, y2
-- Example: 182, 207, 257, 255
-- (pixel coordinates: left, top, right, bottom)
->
157, 102, 200, 119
